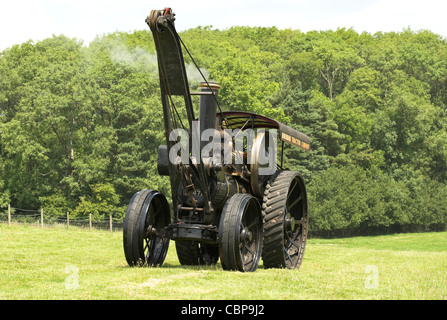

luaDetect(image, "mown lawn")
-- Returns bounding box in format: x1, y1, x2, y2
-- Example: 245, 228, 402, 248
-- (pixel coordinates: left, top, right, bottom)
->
0, 224, 445, 300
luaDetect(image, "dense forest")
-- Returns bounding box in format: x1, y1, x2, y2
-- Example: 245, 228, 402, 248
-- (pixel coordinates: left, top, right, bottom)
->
1, 26, 446, 236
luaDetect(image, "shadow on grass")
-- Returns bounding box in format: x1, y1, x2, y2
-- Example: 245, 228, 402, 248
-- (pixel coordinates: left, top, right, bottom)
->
117, 262, 267, 271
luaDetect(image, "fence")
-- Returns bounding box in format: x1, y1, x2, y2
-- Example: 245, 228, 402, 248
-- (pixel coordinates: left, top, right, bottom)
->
0, 204, 123, 232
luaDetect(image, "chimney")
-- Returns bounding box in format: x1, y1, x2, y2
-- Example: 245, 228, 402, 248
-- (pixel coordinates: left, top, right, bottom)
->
198, 82, 221, 152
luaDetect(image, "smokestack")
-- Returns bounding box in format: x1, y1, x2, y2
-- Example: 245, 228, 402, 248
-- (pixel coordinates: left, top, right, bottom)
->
198, 82, 220, 152
198, 82, 220, 130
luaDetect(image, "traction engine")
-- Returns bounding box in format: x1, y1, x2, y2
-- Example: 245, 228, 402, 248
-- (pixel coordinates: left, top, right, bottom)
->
123, 8, 311, 271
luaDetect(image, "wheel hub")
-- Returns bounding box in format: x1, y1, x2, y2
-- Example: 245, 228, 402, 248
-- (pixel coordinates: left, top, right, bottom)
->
285, 214, 295, 232
240, 227, 252, 242
145, 225, 157, 238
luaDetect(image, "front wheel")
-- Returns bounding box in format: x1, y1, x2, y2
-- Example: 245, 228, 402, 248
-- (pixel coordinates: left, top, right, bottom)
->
218, 193, 263, 272
123, 189, 171, 267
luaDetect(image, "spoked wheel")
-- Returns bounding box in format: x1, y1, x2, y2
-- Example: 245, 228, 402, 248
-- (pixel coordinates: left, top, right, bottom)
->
175, 241, 219, 266
123, 189, 171, 267
262, 171, 308, 269
218, 193, 263, 272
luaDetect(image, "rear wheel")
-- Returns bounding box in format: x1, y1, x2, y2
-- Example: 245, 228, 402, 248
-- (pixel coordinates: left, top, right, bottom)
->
175, 241, 219, 265
218, 193, 263, 272
123, 189, 171, 267
262, 171, 308, 269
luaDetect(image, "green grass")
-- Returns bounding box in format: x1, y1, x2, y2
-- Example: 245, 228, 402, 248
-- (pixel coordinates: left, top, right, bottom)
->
0, 223, 446, 300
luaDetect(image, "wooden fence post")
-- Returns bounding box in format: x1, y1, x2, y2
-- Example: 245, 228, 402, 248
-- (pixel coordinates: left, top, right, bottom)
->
89, 214, 92, 231
109, 215, 112, 233
67, 212, 69, 230
8, 204, 10, 226
41, 208, 43, 228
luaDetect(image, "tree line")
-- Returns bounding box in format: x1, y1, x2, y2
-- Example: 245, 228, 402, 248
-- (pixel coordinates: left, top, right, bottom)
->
1, 26, 446, 236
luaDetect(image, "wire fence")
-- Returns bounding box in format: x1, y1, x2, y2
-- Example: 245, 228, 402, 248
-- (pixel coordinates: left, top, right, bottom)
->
0, 204, 123, 232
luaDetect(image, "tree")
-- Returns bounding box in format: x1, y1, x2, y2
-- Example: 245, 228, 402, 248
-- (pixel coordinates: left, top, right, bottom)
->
72, 183, 123, 221
210, 46, 284, 120
312, 30, 365, 101
372, 70, 437, 172
275, 84, 341, 180
0, 35, 87, 209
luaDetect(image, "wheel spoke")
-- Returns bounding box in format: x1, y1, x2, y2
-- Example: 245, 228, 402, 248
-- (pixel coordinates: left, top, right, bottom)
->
246, 218, 259, 230
244, 243, 255, 256
284, 247, 292, 262
288, 238, 301, 250
288, 194, 302, 210
143, 238, 151, 264
242, 243, 255, 267
143, 238, 150, 252
287, 180, 298, 201
244, 255, 254, 267
146, 238, 157, 263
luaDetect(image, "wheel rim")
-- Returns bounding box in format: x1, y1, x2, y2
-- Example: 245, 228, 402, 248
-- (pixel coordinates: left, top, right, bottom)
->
283, 176, 307, 268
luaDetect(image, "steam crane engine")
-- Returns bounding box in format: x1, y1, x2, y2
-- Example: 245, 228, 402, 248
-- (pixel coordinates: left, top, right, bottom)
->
123, 8, 311, 272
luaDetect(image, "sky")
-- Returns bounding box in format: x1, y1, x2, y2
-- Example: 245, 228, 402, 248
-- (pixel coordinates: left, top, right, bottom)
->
1, 0, 447, 51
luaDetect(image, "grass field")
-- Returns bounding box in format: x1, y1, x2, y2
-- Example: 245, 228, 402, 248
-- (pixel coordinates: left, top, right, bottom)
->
0, 223, 446, 300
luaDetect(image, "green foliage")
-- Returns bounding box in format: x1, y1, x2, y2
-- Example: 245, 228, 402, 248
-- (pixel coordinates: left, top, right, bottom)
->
72, 183, 124, 221
1, 26, 446, 235
308, 165, 447, 237
209, 41, 283, 120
